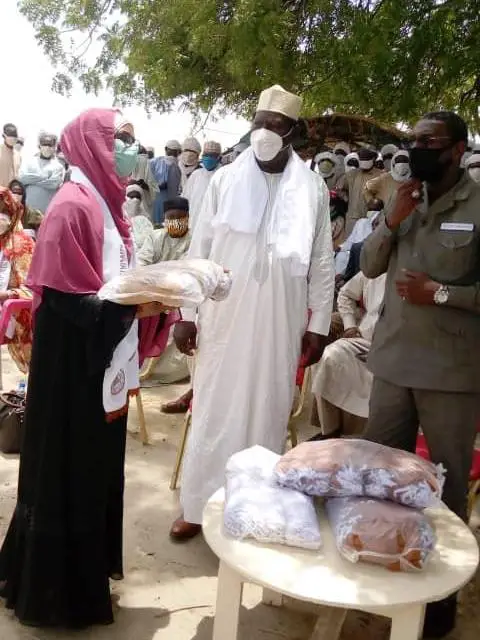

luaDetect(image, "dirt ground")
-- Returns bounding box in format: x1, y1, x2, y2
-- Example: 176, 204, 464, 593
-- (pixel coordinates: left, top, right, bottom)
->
0, 351, 478, 640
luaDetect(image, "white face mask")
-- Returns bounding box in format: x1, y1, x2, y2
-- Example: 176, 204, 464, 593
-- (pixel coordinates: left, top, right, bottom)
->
181, 150, 199, 167
14, 143, 23, 153
0, 213, 11, 235
11, 193, 22, 204
468, 167, 480, 184
393, 161, 410, 176
359, 160, 374, 171
4, 136, 17, 148
125, 197, 141, 217
251, 128, 286, 162
318, 160, 335, 177
40, 145, 55, 159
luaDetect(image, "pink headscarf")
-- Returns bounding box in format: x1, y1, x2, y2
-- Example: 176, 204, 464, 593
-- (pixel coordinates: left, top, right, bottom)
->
60, 108, 132, 251
26, 107, 179, 361
27, 108, 132, 297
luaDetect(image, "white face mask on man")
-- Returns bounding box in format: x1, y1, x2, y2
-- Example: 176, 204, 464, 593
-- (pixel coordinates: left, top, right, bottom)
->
180, 150, 199, 167
40, 145, 55, 159
359, 160, 374, 171
125, 197, 141, 217
250, 128, 290, 162
3, 136, 17, 148
469, 167, 480, 184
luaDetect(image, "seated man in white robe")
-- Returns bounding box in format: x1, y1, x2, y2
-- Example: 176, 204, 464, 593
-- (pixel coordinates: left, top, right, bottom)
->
311, 269, 386, 439
170, 84, 335, 541
137, 197, 191, 266
138, 197, 192, 388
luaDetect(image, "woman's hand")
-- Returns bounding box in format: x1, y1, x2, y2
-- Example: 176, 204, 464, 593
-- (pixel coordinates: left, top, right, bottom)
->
136, 302, 170, 319
0, 291, 17, 303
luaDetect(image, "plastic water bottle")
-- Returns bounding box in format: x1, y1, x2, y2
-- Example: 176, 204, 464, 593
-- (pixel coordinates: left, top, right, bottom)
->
17, 380, 26, 396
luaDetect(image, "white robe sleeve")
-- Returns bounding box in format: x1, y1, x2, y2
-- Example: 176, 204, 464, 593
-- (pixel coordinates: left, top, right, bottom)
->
137, 232, 155, 266
307, 181, 335, 335
337, 272, 365, 330
181, 176, 218, 322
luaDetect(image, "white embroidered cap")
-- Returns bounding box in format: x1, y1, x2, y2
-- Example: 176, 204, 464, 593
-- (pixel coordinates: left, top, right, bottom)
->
257, 85, 302, 121
165, 139, 181, 151
381, 143, 399, 158
465, 150, 480, 168
334, 142, 351, 155
182, 137, 202, 154
203, 140, 222, 154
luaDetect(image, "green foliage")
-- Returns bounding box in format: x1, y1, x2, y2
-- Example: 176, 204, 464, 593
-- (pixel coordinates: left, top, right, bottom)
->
20, 0, 480, 131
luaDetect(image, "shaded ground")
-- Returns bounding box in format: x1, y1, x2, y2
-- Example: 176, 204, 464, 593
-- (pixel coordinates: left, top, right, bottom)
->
0, 351, 478, 640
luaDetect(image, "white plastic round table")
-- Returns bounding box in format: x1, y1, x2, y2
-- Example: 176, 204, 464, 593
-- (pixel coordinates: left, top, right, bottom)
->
203, 489, 479, 640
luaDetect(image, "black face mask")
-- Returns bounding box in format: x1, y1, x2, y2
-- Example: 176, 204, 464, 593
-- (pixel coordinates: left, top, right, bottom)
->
409, 146, 452, 183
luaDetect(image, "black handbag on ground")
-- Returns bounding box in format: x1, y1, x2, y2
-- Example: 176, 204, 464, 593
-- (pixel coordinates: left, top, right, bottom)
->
0, 392, 25, 454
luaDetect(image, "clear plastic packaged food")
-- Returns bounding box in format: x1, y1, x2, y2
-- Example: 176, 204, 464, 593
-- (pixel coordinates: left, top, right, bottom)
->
224, 446, 322, 550
326, 496, 436, 572
98, 258, 232, 307
274, 439, 444, 509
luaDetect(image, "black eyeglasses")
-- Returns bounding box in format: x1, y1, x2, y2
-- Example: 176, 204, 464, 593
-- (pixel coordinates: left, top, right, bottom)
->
115, 131, 136, 146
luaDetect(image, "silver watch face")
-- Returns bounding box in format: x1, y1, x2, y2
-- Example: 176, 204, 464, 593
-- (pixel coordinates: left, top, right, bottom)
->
435, 287, 449, 304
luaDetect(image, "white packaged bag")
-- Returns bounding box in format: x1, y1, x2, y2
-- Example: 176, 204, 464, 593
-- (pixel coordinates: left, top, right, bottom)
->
98, 258, 232, 307
224, 446, 322, 550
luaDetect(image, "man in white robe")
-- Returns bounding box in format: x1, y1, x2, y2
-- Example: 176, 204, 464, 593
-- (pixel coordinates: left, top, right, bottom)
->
311, 270, 386, 438
170, 85, 335, 540
182, 140, 222, 234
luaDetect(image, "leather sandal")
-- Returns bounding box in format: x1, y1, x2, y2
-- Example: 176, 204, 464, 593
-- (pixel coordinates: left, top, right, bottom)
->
169, 517, 202, 542
161, 389, 193, 414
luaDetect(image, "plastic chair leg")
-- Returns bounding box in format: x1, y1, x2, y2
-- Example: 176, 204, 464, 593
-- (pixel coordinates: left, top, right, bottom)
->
170, 410, 192, 491
139, 357, 158, 382
467, 478, 480, 522
135, 392, 150, 445
288, 423, 298, 448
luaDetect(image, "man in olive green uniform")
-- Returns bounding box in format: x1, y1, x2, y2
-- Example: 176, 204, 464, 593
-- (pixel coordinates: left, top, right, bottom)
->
361, 111, 480, 639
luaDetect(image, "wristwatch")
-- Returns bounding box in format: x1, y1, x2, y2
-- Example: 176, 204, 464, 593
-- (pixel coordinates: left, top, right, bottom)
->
434, 285, 449, 305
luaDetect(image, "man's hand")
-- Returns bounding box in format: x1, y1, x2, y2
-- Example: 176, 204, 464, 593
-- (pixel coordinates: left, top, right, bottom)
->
395, 270, 440, 305
174, 321, 197, 356
301, 332, 328, 367
386, 179, 423, 230
343, 327, 362, 339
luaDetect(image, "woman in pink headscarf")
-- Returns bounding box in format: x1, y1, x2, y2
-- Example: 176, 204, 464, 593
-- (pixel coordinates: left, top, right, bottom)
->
0, 109, 168, 629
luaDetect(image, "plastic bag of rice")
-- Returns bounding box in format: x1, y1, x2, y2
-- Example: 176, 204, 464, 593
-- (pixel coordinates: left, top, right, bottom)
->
98, 258, 232, 307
